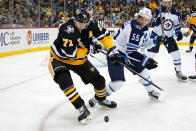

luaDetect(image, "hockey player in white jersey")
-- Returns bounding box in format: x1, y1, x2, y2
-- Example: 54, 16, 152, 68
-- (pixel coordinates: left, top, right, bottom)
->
89, 7, 166, 107
146, 0, 187, 81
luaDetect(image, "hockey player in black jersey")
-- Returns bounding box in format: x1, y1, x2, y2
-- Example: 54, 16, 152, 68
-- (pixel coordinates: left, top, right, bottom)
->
146, 0, 187, 81
48, 8, 120, 124
185, 7, 196, 81
184, 6, 196, 53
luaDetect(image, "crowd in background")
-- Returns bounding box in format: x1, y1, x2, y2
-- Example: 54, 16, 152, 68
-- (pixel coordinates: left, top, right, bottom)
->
0, 0, 192, 28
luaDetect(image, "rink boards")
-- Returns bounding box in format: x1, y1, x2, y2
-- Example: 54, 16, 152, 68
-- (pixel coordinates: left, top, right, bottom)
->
0, 27, 194, 57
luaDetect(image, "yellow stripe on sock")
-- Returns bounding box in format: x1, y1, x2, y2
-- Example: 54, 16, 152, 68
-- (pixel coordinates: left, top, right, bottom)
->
94, 88, 106, 93
70, 94, 80, 103
65, 87, 76, 96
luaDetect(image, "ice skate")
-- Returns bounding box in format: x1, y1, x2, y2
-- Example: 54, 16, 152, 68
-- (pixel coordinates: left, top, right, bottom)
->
188, 75, 196, 82
78, 105, 91, 124
148, 90, 166, 101
88, 97, 98, 107
89, 97, 117, 108
175, 69, 187, 81
97, 99, 117, 108
186, 47, 193, 53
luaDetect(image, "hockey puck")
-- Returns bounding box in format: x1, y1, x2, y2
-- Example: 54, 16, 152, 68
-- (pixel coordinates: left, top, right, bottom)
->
104, 116, 109, 122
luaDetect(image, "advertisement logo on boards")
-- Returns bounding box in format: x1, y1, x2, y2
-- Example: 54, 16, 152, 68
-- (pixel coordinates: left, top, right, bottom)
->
26, 30, 32, 45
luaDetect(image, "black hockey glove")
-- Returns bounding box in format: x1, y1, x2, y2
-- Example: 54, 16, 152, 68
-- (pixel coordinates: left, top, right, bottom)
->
176, 31, 183, 41
184, 32, 189, 37
88, 43, 102, 54
156, 36, 166, 43
155, 36, 169, 46
156, 17, 165, 26
142, 56, 158, 70
107, 46, 122, 65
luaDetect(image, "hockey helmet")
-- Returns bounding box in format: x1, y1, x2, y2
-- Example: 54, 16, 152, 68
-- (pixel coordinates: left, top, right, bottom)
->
138, 7, 152, 22
134, 13, 139, 19
74, 8, 90, 23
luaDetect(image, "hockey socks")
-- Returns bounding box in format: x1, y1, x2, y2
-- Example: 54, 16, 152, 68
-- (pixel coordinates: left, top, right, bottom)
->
106, 81, 123, 96
171, 51, 187, 81
94, 88, 107, 100
64, 86, 84, 109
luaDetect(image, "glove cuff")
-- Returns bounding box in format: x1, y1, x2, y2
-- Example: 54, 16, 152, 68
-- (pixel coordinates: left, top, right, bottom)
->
107, 46, 118, 56
142, 56, 149, 66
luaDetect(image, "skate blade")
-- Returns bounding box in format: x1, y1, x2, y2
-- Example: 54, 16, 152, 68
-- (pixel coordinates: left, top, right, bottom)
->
188, 78, 196, 82
79, 116, 92, 125
177, 78, 187, 82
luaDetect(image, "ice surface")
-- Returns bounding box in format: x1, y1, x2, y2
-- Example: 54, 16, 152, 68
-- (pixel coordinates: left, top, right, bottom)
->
0, 46, 196, 131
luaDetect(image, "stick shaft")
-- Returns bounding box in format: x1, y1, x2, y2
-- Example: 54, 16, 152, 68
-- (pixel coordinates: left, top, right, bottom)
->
99, 50, 164, 91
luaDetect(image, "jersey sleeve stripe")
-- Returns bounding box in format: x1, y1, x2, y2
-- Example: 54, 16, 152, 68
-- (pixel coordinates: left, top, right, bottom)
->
126, 43, 139, 49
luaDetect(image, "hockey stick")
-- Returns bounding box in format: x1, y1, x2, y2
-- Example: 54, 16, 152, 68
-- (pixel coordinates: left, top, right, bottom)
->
158, 0, 165, 38
99, 49, 165, 91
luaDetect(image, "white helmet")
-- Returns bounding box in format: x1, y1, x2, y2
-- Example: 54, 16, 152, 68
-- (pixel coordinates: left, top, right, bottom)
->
138, 7, 152, 21
134, 13, 138, 19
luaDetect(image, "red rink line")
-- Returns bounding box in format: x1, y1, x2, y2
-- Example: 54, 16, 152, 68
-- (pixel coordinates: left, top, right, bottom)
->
39, 91, 93, 131
0, 73, 48, 91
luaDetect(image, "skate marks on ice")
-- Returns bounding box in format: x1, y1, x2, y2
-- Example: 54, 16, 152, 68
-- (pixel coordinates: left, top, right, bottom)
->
40, 80, 196, 131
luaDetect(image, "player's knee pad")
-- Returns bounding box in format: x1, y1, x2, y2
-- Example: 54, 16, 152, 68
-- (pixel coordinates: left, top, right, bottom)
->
138, 69, 151, 84
91, 74, 105, 90
56, 72, 73, 91
107, 80, 123, 93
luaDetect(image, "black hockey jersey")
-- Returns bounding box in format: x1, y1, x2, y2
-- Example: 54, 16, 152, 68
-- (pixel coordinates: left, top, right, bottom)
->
186, 16, 196, 35
50, 19, 114, 65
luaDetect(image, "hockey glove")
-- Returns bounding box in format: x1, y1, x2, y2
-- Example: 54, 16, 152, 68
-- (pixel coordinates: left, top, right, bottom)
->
154, 36, 169, 46
184, 32, 189, 37
142, 56, 158, 70
176, 31, 183, 41
107, 46, 122, 65
155, 36, 166, 44
156, 17, 165, 26
88, 43, 102, 55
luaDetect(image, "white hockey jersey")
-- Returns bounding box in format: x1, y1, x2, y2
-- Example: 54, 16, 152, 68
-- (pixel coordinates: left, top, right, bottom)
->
152, 7, 181, 37
114, 19, 156, 55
